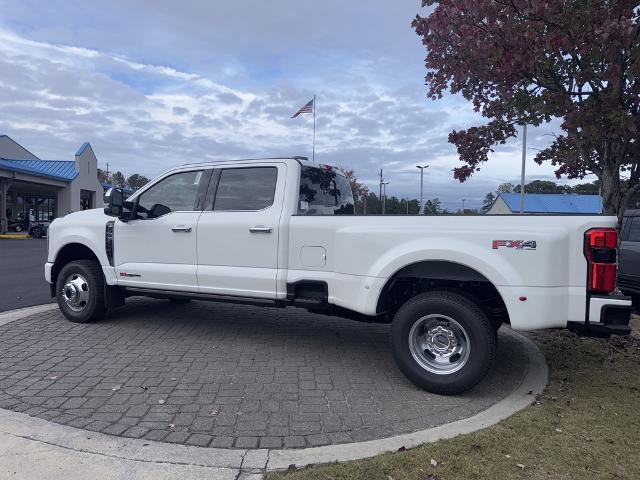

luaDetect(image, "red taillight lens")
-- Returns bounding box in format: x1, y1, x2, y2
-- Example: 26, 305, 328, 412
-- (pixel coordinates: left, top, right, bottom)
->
584, 228, 617, 294
588, 263, 617, 293
585, 229, 617, 249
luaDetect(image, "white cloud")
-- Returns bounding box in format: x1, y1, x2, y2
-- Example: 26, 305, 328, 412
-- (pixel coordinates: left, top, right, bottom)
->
0, 2, 572, 208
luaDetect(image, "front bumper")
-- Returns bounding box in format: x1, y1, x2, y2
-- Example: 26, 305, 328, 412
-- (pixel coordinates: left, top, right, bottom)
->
568, 294, 632, 337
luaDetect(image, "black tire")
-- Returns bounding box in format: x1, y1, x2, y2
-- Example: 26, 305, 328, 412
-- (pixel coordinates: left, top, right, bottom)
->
169, 298, 191, 304
31, 227, 41, 238
56, 260, 105, 323
391, 290, 496, 395
14, 225, 22, 232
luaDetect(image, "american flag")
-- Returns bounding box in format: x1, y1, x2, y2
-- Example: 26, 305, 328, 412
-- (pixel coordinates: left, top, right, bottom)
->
291, 98, 314, 118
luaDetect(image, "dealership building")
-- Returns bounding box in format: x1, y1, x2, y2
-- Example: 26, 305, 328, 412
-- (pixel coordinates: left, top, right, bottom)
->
0, 135, 104, 233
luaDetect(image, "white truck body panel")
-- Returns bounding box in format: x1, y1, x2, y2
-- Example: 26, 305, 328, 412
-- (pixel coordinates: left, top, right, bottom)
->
45, 158, 627, 334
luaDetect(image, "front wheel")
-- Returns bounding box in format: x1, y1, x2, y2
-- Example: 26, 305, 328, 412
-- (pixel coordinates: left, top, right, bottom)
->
56, 260, 105, 323
391, 290, 496, 395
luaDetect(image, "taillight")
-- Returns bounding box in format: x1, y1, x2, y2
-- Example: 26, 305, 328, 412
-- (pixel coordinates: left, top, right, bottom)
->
584, 228, 617, 294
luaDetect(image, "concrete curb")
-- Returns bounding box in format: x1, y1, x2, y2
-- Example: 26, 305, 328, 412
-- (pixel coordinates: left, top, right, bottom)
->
0, 234, 30, 239
0, 306, 548, 478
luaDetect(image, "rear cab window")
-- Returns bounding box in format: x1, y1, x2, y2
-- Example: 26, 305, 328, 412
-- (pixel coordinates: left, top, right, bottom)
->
297, 165, 354, 215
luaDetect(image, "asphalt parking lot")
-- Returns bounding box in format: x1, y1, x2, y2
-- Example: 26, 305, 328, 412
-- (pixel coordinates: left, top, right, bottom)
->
0, 239, 51, 312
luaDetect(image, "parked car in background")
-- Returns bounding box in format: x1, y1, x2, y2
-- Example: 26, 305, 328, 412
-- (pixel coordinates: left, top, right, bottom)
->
618, 209, 640, 301
8, 218, 28, 232
29, 222, 49, 238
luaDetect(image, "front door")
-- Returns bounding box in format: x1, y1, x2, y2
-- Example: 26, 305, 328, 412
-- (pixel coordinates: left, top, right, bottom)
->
197, 163, 285, 298
114, 169, 208, 292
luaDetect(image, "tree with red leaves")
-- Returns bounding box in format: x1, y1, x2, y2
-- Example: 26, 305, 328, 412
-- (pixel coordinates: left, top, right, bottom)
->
413, 1, 640, 224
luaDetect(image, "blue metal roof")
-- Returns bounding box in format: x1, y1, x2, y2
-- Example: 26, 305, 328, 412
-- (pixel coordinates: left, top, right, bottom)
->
500, 193, 602, 214
0, 158, 77, 182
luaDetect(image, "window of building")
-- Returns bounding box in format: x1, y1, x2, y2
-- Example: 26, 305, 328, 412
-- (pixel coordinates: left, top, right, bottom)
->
213, 167, 277, 211
297, 165, 354, 215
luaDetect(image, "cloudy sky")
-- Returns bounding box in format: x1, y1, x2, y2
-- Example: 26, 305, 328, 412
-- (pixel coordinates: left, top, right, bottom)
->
0, 0, 581, 210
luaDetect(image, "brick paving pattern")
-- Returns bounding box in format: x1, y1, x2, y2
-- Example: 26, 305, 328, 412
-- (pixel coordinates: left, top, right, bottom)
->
0, 299, 527, 449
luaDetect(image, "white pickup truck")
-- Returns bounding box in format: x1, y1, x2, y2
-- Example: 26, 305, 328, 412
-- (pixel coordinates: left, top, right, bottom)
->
45, 157, 631, 394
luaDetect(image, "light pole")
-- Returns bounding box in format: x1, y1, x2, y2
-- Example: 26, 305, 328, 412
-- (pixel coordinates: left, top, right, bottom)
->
381, 181, 389, 215
462, 198, 466, 213
519, 124, 527, 214
416, 165, 429, 214
378, 169, 383, 214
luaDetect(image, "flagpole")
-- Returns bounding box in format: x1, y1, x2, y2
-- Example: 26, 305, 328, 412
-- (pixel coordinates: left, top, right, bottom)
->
312, 94, 316, 162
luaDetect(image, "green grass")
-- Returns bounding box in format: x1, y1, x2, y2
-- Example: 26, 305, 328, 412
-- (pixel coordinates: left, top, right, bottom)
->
268, 319, 640, 480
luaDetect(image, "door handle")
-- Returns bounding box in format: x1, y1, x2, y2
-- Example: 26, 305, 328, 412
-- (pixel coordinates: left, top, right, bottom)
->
249, 226, 272, 233
171, 225, 192, 232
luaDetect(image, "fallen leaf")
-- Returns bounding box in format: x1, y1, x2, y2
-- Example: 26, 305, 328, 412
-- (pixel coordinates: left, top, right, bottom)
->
505, 454, 511, 459
49, 376, 58, 380
168, 423, 175, 428
430, 459, 438, 467
158, 399, 165, 404
555, 428, 563, 433
112, 385, 121, 391
516, 463, 525, 469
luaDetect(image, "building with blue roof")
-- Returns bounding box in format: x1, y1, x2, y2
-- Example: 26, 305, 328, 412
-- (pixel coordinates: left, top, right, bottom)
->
486, 192, 603, 215
0, 135, 104, 233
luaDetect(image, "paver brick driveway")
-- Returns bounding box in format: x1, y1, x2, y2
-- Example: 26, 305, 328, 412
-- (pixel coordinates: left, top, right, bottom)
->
0, 299, 528, 449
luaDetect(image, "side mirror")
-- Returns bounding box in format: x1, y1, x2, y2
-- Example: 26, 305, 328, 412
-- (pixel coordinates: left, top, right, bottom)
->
104, 187, 126, 219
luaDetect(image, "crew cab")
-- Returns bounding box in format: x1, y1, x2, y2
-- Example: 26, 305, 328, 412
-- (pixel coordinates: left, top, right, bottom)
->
45, 157, 632, 394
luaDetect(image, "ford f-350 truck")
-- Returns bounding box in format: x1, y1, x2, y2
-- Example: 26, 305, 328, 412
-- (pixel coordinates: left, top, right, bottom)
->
45, 157, 632, 394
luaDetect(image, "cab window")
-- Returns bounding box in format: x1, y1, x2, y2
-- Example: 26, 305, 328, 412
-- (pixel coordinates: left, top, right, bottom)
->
298, 165, 354, 215
135, 170, 203, 219
213, 167, 277, 211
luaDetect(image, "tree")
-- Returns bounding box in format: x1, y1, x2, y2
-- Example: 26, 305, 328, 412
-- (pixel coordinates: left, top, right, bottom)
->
126, 174, 150, 191
338, 167, 369, 214
97, 168, 109, 183
481, 192, 495, 213
363, 192, 381, 215
496, 182, 515, 194
110, 171, 126, 188
513, 180, 570, 194
572, 181, 600, 195
423, 197, 442, 215
413, 2, 640, 226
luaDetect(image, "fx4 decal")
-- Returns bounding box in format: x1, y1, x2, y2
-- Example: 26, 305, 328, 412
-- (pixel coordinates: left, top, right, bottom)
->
492, 240, 537, 250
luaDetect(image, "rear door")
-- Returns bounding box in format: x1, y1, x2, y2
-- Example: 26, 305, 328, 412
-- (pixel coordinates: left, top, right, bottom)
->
196, 163, 285, 298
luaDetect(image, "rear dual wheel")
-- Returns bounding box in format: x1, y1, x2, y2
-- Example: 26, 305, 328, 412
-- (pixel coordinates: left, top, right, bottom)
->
391, 290, 496, 395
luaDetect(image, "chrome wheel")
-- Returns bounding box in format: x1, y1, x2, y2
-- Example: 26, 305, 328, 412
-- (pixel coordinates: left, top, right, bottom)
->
62, 273, 90, 312
408, 314, 470, 375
